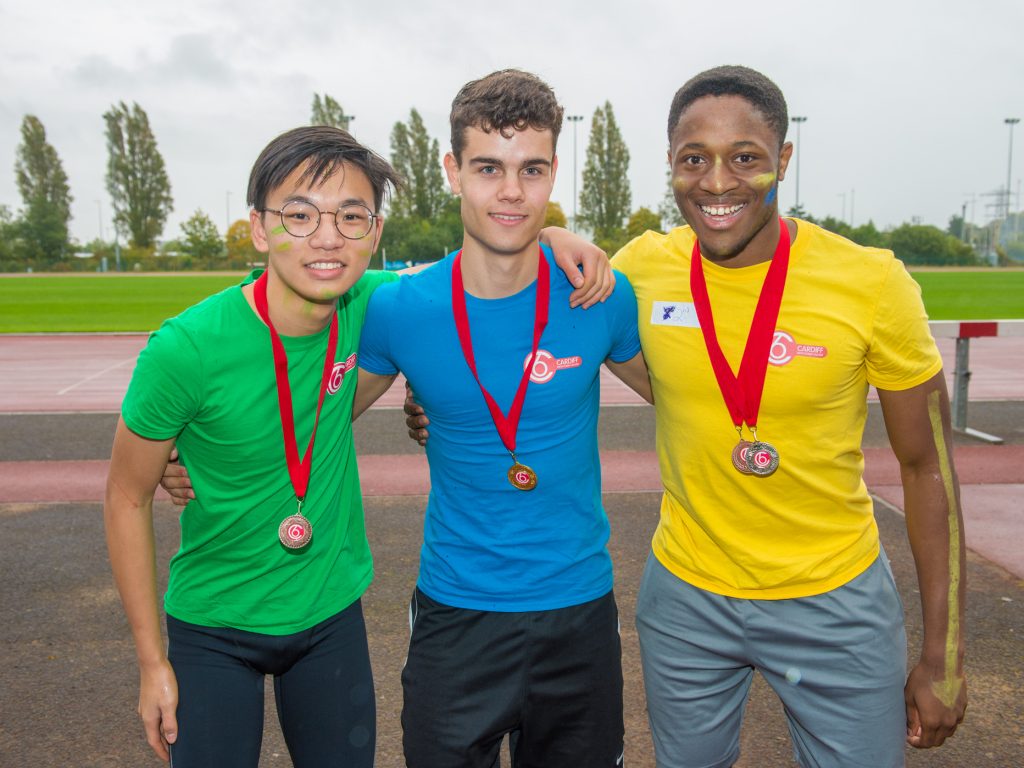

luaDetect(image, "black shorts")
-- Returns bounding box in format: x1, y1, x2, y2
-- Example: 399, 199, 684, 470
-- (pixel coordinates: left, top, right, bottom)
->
401, 589, 624, 768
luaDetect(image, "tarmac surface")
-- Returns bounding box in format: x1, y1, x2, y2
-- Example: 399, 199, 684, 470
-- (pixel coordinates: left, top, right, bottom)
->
1, 334, 1023, 766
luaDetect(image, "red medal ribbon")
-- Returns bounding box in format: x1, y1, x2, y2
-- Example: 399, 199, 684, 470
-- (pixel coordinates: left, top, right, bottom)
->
689, 219, 791, 432
451, 247, 549, 455
253, 271, 338, 501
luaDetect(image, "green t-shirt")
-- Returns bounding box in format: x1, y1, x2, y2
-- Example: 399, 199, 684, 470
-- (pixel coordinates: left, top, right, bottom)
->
122, 269, 398, 634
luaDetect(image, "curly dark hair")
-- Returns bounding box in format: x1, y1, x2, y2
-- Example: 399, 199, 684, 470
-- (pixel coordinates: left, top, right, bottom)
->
247, 125, 400, 213
667, 65, 789, 149
449, 69, 565, 163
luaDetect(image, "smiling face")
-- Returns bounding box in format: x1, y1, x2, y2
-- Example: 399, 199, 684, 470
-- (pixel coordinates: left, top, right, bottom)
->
669, 94, 793, 267
250, 160, 382, 320
444, 125, 557, 262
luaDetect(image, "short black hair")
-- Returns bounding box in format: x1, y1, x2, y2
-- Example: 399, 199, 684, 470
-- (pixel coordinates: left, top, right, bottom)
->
247, 125, 400, 213
667, 65, 789, 149
450, 69, 565, 163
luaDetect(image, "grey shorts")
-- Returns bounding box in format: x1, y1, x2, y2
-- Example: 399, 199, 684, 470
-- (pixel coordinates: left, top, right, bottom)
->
636, 551, 907, 768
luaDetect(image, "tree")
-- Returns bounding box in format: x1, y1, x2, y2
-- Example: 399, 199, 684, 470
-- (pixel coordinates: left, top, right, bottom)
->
380, 195, 462, 265
104, 101, 173, 248
889, 223, 980, 266
311, 93, 354, 131
848, 220, 888, 249
544, 202, 568, 229
0, 205, 23, 271
181, 210, 224, 267
226, 219, 262, 269
658, 168, 686, 229
579, 102, 631, 245
14, 115, 73, 263
389, 109, 450, 221
627, 207, 662, 240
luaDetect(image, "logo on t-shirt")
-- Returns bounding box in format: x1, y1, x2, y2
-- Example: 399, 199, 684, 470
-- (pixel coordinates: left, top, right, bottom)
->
523, 349, 583, 384
650, 301, 699, 328
769, 331, 828, 366
327, 353, 358, 394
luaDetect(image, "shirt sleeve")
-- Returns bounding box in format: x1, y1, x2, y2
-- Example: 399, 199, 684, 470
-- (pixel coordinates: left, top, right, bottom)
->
121, 322, 203, 440
604, 270, 642, 363
865, 258, 943, 390
357, 279, 400, 376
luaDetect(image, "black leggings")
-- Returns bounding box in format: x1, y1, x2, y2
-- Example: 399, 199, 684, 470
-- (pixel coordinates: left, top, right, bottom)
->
166, 600, 375, 768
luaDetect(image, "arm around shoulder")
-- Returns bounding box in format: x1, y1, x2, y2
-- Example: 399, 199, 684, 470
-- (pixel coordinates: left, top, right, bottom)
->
605, 351, 653, 405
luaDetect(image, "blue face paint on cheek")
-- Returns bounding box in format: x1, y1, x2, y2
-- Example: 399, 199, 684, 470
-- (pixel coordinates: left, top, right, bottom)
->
765, 185, 777, 206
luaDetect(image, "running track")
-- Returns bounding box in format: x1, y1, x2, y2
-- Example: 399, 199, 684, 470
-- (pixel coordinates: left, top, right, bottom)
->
2, 333, 1022, 577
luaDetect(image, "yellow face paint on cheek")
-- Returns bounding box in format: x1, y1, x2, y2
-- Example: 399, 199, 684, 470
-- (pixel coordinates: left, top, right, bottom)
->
671, 176, 690, 192
275, 241, 292, 252
927, 390, 964, 708
751, 172, 777, 189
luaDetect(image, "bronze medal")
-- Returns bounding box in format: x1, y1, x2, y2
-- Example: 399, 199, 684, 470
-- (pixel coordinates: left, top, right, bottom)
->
731, 440, 754, 475
278, 513, 313, 549
745, 441, 780, 477
508, 462, 538, 491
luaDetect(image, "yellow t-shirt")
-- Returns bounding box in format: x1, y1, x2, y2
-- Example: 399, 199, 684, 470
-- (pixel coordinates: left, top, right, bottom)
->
611, 219, 942, 599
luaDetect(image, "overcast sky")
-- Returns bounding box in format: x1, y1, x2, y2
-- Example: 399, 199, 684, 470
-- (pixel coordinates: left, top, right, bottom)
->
2, 0, 1022, 246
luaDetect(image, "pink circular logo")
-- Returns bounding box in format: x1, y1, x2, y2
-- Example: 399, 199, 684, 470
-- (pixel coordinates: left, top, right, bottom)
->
515, 470, 531, 485
751, 449, 772, 468
525, 350, 556, 384
287, 523, 307, 541
769, 331, 796, 366
327, 361, 347, 394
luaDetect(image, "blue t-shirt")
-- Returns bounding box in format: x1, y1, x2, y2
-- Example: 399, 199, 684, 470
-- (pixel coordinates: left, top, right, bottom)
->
359, 246, 641, 611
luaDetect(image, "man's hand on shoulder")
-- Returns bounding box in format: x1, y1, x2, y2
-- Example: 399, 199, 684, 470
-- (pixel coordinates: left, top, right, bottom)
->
540, 226, 614, 308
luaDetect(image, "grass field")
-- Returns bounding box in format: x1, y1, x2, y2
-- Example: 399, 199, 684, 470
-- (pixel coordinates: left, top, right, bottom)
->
909, 270, 1024, 320
0, 269, 1021, 332
0, 274, 244, 332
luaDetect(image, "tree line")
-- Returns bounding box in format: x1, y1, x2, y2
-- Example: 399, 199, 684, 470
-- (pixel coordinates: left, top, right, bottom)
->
0, 97, 1008, 272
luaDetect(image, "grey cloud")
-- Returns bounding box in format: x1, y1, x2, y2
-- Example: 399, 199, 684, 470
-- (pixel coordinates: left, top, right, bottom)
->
70, 33, 236, 89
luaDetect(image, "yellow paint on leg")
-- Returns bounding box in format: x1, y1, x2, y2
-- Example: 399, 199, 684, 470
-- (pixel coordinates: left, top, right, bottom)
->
928, 390, 963, 708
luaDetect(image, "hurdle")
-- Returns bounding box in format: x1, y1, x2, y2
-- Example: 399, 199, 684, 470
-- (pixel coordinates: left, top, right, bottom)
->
929, 320, 1024, 444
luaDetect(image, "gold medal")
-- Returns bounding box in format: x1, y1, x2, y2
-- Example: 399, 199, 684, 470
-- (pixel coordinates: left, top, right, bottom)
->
279, 513, 313, 549
508, 462, 538, 491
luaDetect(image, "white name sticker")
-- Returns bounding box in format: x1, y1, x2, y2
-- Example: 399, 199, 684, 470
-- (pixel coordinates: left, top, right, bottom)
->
650, 301, 700, 328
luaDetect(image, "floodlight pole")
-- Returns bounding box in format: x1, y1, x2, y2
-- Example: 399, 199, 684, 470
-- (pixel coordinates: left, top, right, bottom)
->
1006, 118, 1020, 219
790, 116, 808, 209
567, 115, 584, 231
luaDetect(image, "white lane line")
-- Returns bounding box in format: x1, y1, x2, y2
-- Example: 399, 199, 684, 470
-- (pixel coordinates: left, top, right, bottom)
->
56, 358, 133, 396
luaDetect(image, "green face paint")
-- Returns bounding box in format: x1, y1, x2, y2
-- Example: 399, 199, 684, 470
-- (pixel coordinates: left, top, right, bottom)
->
927, 390, 964, 708
271, 225, 287, 235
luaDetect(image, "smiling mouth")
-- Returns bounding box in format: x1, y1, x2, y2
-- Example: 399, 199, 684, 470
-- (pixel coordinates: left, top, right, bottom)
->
491, 213, 527, 223
699, 203, 746, 217
306, 261, 345, 271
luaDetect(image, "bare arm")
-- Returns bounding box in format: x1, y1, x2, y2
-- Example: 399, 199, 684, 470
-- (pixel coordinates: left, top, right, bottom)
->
104, 418, 179, 761
539, 226, 614, 309
604, 351, 653, 405
353, 367, 398, 421
877, 371, 966, 749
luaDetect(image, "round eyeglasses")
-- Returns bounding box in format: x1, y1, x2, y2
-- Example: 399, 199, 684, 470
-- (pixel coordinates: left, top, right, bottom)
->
262, 201, 378, 240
